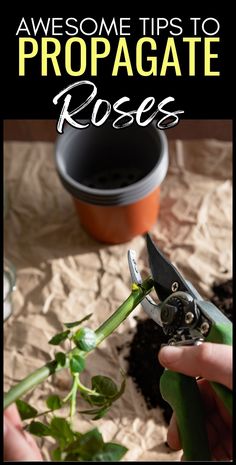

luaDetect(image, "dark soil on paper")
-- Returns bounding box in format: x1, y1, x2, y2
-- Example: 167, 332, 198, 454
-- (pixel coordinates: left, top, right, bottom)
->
211, 279, 233, 321
124, 279, 232, 425
125, 317, 173, 424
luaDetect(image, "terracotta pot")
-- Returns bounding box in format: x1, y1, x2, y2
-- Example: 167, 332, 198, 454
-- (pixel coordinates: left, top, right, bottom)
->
55, 122, 168, 244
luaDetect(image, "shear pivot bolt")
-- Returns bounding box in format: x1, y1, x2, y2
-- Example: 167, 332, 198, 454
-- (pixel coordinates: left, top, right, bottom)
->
161, 304, 177, 325
200, 321, 210, 335
185, 312, 194, 324
171, 282, 179, 292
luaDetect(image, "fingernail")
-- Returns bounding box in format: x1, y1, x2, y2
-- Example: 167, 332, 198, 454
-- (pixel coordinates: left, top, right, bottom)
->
159, 345, 182, 364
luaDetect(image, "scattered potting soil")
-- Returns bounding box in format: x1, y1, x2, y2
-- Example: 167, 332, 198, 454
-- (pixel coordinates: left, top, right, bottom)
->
125, 317, 173, 424
211, 279, 233, 321
124, 278, 232, 425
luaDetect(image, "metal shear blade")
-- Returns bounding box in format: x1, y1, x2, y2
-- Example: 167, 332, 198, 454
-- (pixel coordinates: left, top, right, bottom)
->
146, 233, 194, 300
127, 249, 163, 327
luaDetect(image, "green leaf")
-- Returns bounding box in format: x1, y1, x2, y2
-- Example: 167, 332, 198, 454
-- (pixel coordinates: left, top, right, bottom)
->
78, 407, 107, 415
79, 405, 109, 420
63, 313, 93, 328
81, 375, 125, 408
49, 330, 70, 345
27, 421, 51, 437
83, 374, 126, 407
92, 406, 110, 421
51, 447, 62, 461
112, 376, 126, 402
93, 442, 128, 461
50, 417, 75, 449
64, 429, 128, 461
46, 395, 62, 411
55, 352, 66, 367
92, 376, 118, 398
16, 399, 38, 420
69, 354, 85, 374
64, 452, 79, 461
73, 327, 97, 352
65, 428, 104, 459
81, 390, 108, 407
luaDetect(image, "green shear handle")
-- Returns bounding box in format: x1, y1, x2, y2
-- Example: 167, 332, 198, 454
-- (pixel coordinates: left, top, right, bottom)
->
160, 323, 232, 461
206, 322, 232, 415
160, 370, 211, 460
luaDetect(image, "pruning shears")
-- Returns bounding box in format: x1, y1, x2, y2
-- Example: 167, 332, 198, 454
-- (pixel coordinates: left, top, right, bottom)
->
128, 233, 232, 461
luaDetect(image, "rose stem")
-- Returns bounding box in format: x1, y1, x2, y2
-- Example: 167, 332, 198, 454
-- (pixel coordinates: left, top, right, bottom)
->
4, 277, 153, 408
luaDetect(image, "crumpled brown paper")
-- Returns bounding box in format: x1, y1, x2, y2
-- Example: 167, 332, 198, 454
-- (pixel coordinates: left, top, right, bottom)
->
4, 138, 232, 461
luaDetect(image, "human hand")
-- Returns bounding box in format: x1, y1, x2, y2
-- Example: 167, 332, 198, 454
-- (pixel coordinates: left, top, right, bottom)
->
4, 403, 43, 461
158, 343, 232, 461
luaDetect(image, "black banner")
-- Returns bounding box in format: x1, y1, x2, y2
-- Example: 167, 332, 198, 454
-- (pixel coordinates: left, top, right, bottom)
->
1, 12, 234, 121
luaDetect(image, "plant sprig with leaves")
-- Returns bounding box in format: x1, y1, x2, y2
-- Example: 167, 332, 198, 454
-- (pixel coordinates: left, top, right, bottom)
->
4, 277, 154, 461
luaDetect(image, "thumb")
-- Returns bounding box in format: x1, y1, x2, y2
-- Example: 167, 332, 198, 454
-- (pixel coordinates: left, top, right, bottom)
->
158, 343, 232, 390
4, 415, 43, 461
